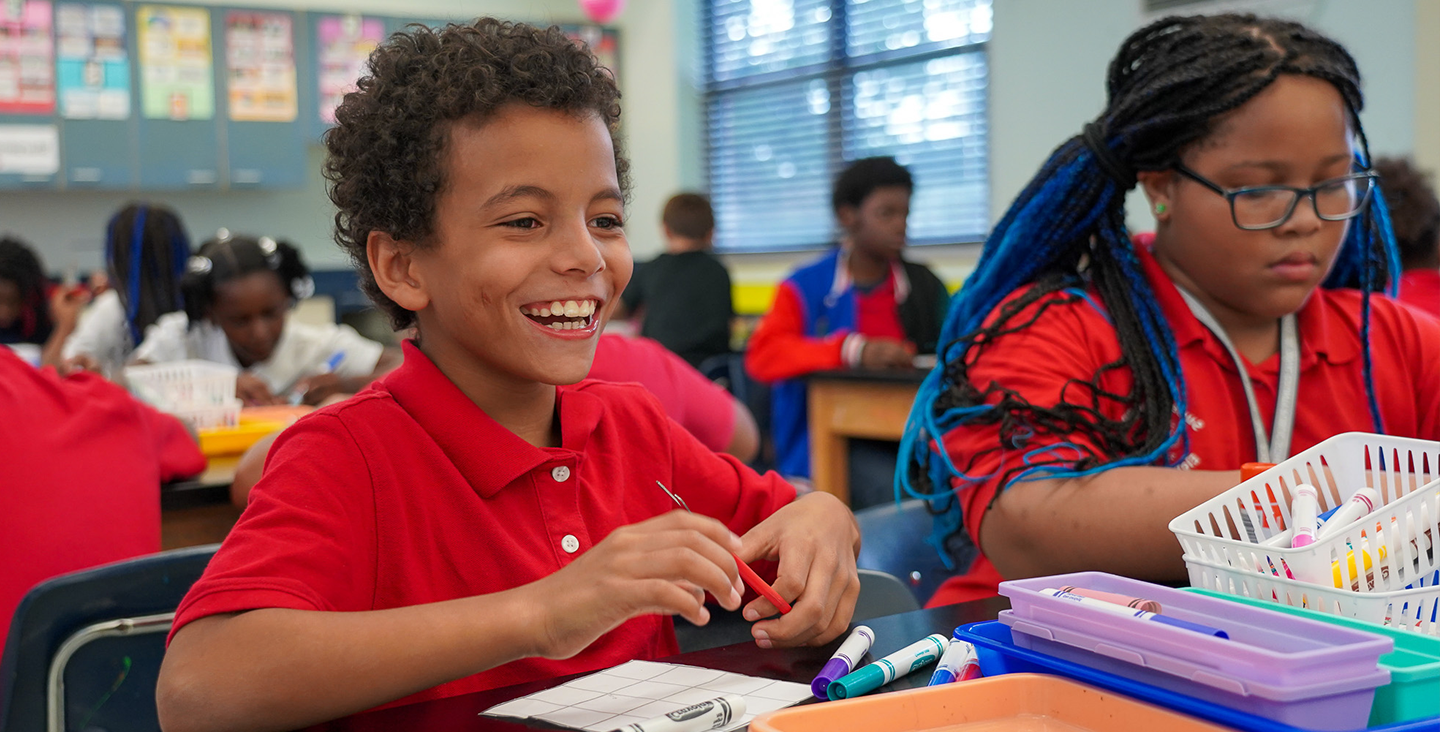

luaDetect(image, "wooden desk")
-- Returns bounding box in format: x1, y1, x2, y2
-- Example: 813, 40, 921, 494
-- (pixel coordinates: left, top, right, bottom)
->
161, 455, 241, 550
807, 369, 926, 504
312, 598, 1009, 731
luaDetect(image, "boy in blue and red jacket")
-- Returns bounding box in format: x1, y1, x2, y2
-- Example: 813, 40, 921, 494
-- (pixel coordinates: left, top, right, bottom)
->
746, 157, 950, 484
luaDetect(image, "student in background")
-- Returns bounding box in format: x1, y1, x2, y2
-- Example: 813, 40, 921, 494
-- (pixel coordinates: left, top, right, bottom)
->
617, 193, 734, 368
62, 203, 192, 376
746, 157, 950, 486
0, 235, 88, 368
132, 234, 399, 406
1374, 158, 1440, 317
900, 14, 1440, 606
157, 20, 858, 731
0, 345, 204, 648
228, 333, 763, 507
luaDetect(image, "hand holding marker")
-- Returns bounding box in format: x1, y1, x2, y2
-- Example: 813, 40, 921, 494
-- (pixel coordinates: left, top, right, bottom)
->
655, 481, 791, 615
287, 351, 345, 405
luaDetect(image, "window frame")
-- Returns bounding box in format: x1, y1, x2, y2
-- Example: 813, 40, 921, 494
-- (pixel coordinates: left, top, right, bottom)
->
702, 0, 992, 254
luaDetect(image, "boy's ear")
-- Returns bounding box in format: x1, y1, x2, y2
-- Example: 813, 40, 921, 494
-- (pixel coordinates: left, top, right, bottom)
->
367, 231, 430, 313
1137, 170, 1177, 223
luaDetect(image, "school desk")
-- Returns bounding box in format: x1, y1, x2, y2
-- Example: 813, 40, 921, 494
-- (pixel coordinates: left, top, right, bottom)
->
807, 369, 927, 503
160, 455, 241, 550
308, 597, 1009, 731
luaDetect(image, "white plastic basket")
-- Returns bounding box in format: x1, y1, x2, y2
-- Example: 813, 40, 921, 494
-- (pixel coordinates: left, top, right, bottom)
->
124, 360, 238, 410
1186, 553, 1440, 635
1170, 432, 1440, 593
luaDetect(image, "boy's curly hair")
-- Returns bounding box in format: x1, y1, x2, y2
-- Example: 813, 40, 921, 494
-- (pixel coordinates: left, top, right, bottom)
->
324, 18, 628, 329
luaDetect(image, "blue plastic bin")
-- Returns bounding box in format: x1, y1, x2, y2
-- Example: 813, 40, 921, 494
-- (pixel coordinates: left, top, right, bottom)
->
954, 620, 1440, 732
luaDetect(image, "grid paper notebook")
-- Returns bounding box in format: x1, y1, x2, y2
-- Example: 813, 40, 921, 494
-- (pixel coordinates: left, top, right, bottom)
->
481, 660, 813, 731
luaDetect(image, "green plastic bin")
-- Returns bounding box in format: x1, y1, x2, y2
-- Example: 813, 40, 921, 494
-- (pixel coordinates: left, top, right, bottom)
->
1186, 588, 1440, 725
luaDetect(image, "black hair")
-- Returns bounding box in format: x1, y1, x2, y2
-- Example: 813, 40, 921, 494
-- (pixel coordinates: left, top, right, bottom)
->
899, 14, 1399, 567
106, 203, 192, 344
662, 192, 716, 241
0, 236, 53, 342
832, 156, 914, 214
324, 18, 627, 330
180, 234, 311, 326
1373, 157, 1440, 270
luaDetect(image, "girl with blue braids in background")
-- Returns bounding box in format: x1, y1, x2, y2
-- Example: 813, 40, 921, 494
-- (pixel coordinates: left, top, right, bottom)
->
61, 203, 192, 377
901, 13, 1440, 606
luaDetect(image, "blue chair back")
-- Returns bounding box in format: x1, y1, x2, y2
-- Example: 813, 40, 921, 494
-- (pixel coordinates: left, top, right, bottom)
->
699, 353, 774, 472
854, 500, 956, 605
0, 544, 217, 732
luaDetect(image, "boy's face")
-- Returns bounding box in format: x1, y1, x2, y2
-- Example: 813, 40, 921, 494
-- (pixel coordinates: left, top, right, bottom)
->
404, 105, 631, 387
0, 279, 20, 328
839, 185, 910, 260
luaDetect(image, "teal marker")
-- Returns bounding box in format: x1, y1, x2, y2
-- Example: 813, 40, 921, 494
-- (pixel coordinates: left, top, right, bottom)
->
827, 633, 947, 700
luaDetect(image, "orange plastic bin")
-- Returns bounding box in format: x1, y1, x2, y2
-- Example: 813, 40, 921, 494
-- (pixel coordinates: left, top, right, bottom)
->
749, 674, 1233, 732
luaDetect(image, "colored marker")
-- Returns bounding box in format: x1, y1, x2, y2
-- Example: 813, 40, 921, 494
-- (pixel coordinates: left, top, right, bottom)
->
811, 625, 874, 699
608, 694, 745, 732
927, 639, 981, 686
1290, 485, 1320, 548
655, 481, 791, 614
828, 633, 947, 700
1057, 585, 1162, 613
1038, 588, 1229, 638
1315, 488, 1379, 541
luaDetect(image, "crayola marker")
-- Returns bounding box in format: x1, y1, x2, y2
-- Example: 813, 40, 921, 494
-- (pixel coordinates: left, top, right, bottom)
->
827, 633, 946, 700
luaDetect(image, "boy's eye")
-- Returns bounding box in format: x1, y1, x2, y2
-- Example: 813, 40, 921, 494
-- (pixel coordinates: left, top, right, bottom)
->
592, 215, 623, 230
503, 217, 540, 229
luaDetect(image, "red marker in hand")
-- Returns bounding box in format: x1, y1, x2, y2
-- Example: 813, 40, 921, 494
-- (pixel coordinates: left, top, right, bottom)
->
655, 481, 792, 615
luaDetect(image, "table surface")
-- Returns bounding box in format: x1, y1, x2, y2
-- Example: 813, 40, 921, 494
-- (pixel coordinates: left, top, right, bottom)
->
312, 598, 1009, 731
808, 367, 930, 384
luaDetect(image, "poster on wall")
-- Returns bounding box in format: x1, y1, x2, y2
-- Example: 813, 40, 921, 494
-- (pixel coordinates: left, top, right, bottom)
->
558, 24, 619, 83
316, 14, 381, 125
0, 123, 58, 174
56, 2, 129, 119
137, 4, 213, 120
225, 10, 295, 122
0, 0, 56, 115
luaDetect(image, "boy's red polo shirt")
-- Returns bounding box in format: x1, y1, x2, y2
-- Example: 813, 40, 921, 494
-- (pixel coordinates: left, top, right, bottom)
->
930, 248, 1440, 606
170, 341, 795, 707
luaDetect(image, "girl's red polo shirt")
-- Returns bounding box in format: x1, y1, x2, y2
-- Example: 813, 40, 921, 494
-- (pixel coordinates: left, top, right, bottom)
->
930, 248, 1440, 606
169, 341, 795, 708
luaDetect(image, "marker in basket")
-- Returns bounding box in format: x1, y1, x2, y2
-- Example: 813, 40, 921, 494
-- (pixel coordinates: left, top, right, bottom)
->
1289, 484, 1320, 549
927, 639, 981, 686
655, 481, 791, 615
1314, 488, 1379, 541
1038, 588, 1229, 638
608, 694, 745, 732
1057, 585, 1162, 613
810, 625, 874, 699
827, 633, 947, 700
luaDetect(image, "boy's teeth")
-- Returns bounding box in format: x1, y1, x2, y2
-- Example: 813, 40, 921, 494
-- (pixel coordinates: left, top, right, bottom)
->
562, 300, 580, 317
550, 300, 563, 314
539, 307, 551, 317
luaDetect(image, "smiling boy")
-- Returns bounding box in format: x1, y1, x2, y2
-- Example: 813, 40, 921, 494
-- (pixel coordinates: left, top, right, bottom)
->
157, 20, 859, 732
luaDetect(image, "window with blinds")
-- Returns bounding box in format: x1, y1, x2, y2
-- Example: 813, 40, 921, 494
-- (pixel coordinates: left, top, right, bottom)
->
705, 0, 992, 252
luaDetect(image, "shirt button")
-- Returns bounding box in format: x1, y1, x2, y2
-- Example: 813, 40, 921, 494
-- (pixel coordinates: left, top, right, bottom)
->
551, 465, 571, 483
561, 534, 580, 553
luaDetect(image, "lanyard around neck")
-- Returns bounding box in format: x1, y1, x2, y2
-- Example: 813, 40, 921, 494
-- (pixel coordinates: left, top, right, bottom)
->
1176, 287, 1300, 463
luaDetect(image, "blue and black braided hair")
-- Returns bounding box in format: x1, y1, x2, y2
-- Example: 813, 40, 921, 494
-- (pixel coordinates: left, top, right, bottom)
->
898, 13, 1401, 570
105, 203, 191, 345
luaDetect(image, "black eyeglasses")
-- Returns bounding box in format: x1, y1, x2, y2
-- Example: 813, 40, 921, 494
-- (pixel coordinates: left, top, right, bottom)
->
1173, 163, 1377, 231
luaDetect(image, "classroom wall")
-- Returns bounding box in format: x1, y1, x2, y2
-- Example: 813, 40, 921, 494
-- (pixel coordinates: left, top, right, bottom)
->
2, 0, 1432, 300
0, 0, 694, 274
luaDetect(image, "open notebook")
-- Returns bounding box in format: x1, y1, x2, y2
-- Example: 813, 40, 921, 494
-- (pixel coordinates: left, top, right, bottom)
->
482, 660, 813, 731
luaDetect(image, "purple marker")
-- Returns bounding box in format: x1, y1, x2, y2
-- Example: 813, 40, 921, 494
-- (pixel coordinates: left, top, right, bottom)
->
811, 625, 873, 699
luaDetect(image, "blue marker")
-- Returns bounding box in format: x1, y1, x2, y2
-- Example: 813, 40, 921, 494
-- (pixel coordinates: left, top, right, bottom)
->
287, 352, 347, 405
927, 639, 981, 685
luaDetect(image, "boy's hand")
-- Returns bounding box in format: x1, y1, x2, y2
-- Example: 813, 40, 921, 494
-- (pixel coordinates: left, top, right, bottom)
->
526, 510, 745, 661
858, 338, 916, 370
736, 492, 860, 648
49, 285, 91, 331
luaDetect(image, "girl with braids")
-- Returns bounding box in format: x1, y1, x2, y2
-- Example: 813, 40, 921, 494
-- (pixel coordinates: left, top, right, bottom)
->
133, 233, 399, 406
900, 13, 1440, 606
0, 235, 89, 368
61, 203, 192, 376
